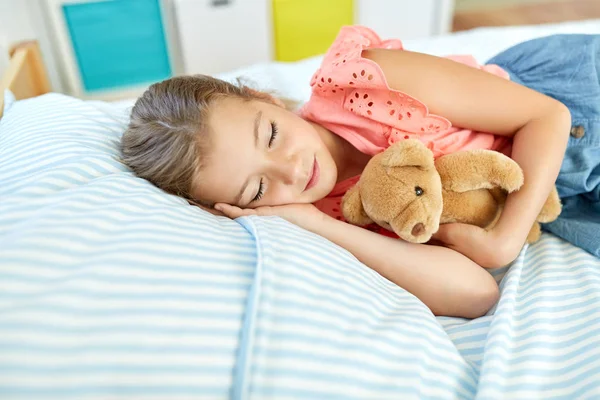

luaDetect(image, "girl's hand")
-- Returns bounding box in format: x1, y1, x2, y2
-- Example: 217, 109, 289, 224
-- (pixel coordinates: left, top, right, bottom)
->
431, 223, 523, 269
214, 203, 328, 233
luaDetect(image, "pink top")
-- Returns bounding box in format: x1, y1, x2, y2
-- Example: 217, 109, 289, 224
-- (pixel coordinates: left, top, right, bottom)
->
300, 26, 513, 232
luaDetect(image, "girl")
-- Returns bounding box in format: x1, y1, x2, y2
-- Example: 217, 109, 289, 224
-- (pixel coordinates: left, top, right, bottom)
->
121, 26, 599, 318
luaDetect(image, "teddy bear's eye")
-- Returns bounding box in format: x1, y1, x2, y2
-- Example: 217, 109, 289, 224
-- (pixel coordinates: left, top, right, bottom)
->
415, 186, 424, 196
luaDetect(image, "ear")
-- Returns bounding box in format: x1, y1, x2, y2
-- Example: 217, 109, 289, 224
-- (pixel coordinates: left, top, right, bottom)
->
341, 184, 373, 226
379, 139, 435, 169
243, 87, 286, 109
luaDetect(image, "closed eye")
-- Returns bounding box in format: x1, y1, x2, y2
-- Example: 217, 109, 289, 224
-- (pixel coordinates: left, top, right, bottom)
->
269, 121, 278, 147
250, 122, 278, 203
250, 122, 278, 204
252, 179, 265, 203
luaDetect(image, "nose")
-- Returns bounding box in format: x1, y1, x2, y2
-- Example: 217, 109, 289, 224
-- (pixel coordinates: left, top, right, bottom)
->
412, 223, 425, 237
269, 153, 304, 185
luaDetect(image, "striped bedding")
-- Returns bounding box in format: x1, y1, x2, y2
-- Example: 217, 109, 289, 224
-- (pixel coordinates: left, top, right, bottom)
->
2, 20, 600, 400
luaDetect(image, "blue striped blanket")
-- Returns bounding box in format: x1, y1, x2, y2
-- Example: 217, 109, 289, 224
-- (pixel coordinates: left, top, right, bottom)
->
1, 91, 599, 399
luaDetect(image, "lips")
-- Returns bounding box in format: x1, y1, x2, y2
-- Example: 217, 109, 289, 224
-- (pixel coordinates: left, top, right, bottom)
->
304, 156, 320, 191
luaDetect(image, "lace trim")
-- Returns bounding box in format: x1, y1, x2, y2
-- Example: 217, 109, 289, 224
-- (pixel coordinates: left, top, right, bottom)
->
309, 26, 452, 138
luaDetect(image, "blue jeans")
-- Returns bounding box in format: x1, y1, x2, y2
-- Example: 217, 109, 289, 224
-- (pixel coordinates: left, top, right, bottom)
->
487, 34, 600, 257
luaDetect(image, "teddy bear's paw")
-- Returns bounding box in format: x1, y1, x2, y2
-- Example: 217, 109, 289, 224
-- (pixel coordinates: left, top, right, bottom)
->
491, 156, 524, 193
526, 222, 542, 244
341, 185, 374, 226
436, 150, 523, 193
537, 186, 563, 223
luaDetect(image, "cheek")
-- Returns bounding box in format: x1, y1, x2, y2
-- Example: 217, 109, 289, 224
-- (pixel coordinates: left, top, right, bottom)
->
265, 184, 299, 205
320, 150, 338, 180
291, 117, 319, 141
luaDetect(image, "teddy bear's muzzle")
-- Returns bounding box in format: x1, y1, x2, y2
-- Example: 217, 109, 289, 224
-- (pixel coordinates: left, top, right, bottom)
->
411, 223, 425, 237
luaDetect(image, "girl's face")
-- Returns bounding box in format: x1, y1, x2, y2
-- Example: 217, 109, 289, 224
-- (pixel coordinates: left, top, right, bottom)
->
192, 97, 338, 208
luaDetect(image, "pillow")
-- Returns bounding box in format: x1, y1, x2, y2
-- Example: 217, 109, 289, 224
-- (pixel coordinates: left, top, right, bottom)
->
0, 91, 474, 399
0, 91, 255, 398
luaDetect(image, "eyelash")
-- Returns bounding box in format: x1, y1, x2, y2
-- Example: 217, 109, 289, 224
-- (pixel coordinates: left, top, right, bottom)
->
252, 121, 278, 203
253, 179, 265, 203
269, 121, 278, 147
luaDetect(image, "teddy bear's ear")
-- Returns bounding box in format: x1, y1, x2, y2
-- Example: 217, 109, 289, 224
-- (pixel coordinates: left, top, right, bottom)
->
341, 185, 373, 226
380, 139, 435, 169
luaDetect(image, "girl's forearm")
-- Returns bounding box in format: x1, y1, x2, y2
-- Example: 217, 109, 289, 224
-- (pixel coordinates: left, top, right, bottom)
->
494, 102, 571, 259
313, 215, 499, 318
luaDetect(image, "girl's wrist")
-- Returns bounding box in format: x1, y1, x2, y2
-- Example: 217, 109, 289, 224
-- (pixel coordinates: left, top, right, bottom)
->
489, 222, 526, 263
309, 210, 337, 234
306, 211, 346, 239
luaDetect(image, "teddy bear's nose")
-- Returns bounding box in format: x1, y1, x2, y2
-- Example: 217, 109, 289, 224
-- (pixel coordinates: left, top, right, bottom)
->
412, 223, 425, 236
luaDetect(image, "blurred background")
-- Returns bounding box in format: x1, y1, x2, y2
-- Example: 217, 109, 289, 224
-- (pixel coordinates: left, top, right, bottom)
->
0, 0, 598, 100
453, 0, 598, 31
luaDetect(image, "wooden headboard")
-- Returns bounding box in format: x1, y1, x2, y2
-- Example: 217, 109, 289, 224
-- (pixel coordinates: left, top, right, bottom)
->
0, 41, 51, 118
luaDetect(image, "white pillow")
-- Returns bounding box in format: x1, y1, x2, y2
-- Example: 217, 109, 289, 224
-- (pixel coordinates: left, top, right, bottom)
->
0, 90, 254, 398
0, 90, 474, 399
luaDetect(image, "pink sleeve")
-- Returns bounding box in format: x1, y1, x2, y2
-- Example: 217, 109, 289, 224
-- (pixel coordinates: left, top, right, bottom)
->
299, 26, 452, 156
299, 26, 511, 158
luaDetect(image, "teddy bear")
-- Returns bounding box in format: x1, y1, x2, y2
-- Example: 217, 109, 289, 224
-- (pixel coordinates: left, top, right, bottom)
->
341, 139, 562, 244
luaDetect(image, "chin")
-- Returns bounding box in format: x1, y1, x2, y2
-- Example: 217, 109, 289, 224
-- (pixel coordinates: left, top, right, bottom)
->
317, 173, 337, 200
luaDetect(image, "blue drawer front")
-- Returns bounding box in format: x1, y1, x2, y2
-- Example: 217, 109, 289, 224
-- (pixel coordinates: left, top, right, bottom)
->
63, 0, 172, 92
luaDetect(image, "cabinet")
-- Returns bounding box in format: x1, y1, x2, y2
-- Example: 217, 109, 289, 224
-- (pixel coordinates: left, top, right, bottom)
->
272, 0, 354, 62
176, 0, 455, 70
45, 0, 174, 98
357, 0, 454, 41
43, 0, 454, 99
171, 0, 271, 75
271, 0, 454, 62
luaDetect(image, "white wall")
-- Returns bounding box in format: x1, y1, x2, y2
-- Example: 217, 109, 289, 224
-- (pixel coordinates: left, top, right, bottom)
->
0, 0, 64, 91
0, 0, 36, 43
356, 0, 454, 39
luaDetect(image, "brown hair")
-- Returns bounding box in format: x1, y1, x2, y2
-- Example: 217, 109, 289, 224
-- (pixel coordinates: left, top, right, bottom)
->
120, 74, 280, 206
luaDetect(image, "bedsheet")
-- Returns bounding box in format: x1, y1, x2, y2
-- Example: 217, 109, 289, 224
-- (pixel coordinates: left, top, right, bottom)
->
231, 218, 600, 399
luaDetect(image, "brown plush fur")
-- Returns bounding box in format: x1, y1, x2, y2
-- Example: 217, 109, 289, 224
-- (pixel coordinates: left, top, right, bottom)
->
342, 139, 563, 244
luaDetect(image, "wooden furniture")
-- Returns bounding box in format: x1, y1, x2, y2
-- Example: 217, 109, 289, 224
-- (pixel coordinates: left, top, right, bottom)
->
0, 41, 51, 119
453, 0, 600, 32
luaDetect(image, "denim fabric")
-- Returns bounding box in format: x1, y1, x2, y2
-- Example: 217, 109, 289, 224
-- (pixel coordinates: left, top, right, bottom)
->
487, 34, 600, 257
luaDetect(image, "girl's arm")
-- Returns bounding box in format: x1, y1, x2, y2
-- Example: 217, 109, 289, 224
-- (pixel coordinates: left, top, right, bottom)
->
315, 213, 499, 318
215, 203, 499, 319
363, 49, 572, 268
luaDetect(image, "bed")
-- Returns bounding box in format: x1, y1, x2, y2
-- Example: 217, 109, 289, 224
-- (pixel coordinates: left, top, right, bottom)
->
1, 19, 600, 400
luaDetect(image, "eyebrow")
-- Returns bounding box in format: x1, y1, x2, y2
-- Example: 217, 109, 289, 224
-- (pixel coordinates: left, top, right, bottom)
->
233, 111, 262, 205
